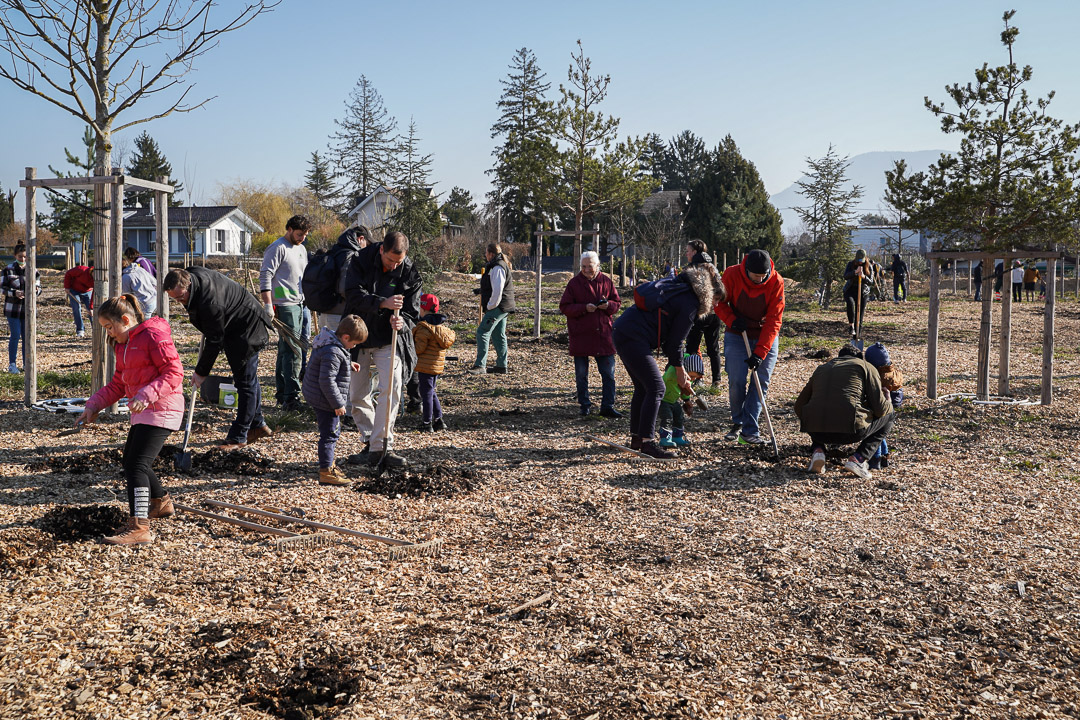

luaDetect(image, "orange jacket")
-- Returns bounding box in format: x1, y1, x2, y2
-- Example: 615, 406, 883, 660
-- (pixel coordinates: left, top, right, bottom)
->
714, 256, 785, 359
413, 315, 456, 376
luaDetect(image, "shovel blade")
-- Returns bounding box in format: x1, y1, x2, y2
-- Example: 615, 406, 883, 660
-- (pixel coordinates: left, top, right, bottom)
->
174, 451, 192, 472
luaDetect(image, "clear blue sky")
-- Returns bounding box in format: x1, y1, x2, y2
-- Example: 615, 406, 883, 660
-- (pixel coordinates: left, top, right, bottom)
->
3, 1, 1080, 223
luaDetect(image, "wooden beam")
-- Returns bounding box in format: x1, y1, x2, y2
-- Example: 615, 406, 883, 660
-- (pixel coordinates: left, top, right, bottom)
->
1042, 259, 1056, 405
91, 174, 110, 395
998, 258, 1013, 397
533, 232, 543, 339
976, 260, 993, 401
23, 169, 37, 406
155, 178, 169, 320
19, 174, 174, 193
927, 259, 940, 400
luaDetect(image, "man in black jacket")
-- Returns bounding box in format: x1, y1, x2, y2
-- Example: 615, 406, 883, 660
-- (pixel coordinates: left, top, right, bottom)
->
342, 231, 422, 467
164, 267, 273, 450
890, 253, 909, 303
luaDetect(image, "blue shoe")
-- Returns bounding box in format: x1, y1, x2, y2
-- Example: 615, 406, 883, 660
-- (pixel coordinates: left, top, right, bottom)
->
658, 436, 677, 449
672, 431, 692, 447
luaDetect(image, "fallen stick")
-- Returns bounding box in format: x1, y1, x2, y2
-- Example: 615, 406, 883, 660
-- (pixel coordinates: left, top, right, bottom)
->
507, 591, 552, 616
582, 434, 671, 461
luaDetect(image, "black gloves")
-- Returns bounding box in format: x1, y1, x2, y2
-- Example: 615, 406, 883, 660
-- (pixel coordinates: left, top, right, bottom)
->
731, 317, 747, 334
745, 353, 761, 371
472, 288, 481, 295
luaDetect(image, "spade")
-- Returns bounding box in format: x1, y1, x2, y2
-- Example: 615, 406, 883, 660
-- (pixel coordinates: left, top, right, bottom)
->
174, 385, 197, 471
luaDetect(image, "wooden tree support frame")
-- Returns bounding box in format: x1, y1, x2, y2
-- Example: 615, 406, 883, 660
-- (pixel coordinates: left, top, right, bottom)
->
530, 228, 602, 339
926, 250, 1063, 406
18, 168, 174, 406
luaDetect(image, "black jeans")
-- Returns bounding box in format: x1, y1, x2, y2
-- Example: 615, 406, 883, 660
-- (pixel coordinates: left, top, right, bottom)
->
123, 424, 172, 518
686, 314, 721, 382
809, 413, 896, 460
614, 331, 664, 441
226, 351, 265, 444
844, 292, 869, 328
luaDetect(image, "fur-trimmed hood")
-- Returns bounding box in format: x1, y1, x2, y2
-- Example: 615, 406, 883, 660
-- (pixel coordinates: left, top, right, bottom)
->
681, 263, 725, 318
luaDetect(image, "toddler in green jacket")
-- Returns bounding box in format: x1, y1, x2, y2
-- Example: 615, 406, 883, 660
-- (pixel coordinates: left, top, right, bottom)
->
659, 353, 705, 448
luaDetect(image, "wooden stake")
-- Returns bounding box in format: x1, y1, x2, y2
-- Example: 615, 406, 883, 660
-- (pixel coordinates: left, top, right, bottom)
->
976, 254, 993, 401
24, 168, 37, 406
155, 177, 169, 320
533, 231, 543, 339
1042, 259, 1056, 405
927, 259, 940, 400
999, 259, 1013, 397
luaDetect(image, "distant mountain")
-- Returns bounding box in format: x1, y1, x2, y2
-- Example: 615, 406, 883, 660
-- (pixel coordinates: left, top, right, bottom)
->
769, 150, 947, 231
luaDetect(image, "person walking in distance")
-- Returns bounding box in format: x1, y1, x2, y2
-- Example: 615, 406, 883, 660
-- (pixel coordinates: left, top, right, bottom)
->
470, 243, 515, 375
1011, 260, 1024, 303
890, 253, 908, 303
76, 295, 185, 545
260, 215, 310, 411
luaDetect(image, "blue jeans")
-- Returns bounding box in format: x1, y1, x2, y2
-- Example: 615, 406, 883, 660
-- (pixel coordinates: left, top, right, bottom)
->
724, 332, 778, 439
474, 308, 509, 369
69, 291, 92, 333
226, 351, 265, 444
313, 408, 341, 469
7, 315, 23, 365
574, 355, 616, 411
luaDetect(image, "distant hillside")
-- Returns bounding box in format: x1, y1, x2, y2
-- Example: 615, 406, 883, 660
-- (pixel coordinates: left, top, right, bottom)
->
770, 150, 946, 231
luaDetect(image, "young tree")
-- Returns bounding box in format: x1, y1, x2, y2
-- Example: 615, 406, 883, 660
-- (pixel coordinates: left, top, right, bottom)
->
794, 146, 862, 307
488, 47, 559, 247
329, 75, 398, 211
684, 135, 783, 262
0, 186, 14, 232
440, 187, 477, 227
46, 127, 97, 253
125, 131, 183, 208
304, 150, 341, 213
390, 119, 442, 246
663, 130, 709, 190
552, 40, 652, 271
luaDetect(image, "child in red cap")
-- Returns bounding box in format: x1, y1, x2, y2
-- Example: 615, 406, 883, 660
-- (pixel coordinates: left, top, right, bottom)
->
413, 294, 456, 431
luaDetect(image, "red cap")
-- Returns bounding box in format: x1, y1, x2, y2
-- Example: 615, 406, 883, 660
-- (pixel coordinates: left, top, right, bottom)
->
420, 293, 439, 313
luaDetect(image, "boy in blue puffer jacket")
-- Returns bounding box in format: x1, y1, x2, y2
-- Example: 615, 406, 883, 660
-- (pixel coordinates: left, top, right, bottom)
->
302, 315, 367, 485
864, 342, 903, 470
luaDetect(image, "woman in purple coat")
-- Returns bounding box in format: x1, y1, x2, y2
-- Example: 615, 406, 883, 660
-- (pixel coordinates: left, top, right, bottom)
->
559, 251, 622, 418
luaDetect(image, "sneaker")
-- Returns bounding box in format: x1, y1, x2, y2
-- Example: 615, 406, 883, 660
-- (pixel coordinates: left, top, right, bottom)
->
489, 366, 507, 374
148, 494, 175, 519
639, 441, 676, 460
319, 467, 352, 486
418, 421, 433, 432
723, 424, 742, 442
808, 450, 826, 474
580, 405, 593, 417
598, 407, 623, 419
658, 435, 677, 449
76, 330, 86, 338
711, 380, 723, 389
406, 399, 421, 414
367, 451, 407, 468
672, 433, 692, 447
103, 517, 152, 546
738, 434, 766, 446
432, 417, 446, 431
468, 366, 488, 375
629, 435, 643, 451
843, 455, 872, 479
280, 399, 304, 413
247, 424, 273, 443
7, 363, 17, 374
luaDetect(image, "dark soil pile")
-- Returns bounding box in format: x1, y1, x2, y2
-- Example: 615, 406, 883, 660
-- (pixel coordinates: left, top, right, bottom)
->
191, 447, 274, 476
357, 459, 481, 498
42, 444, 178, 474
34, 504, 127, 541
240, 653, 361, 720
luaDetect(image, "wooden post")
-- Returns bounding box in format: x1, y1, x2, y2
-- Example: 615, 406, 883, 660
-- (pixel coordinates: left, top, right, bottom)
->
630, 246, 637, 286
722, 252, 727, 270
23, 168, 37, 406
927, 259, 940, 400
155, 178, 169, 320
976, 254, 993, 401
999, 258, 1013, 396
533, 232, 543, 339
111, 176, 124, 299
92, 174, 111, 395
1075, 254, 1079, 299
1042, 258, 1056, 405
966, 260, 972, 296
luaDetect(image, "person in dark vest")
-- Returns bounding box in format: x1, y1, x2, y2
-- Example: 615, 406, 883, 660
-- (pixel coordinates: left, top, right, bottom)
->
469, 242, 515, 375
163, 267, 274, 450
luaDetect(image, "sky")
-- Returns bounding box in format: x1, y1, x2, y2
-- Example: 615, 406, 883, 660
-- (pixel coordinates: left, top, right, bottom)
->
3, 0, 1080, 224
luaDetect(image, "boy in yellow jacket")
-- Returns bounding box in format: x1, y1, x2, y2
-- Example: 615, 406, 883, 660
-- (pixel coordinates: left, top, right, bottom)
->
413, 294, 456, 431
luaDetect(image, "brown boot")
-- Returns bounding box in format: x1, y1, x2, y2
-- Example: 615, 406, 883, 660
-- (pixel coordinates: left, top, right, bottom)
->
318, 466, 352, 486
247, 424, 273, 443
103, 517, 153, 546
148, 494, 174, 519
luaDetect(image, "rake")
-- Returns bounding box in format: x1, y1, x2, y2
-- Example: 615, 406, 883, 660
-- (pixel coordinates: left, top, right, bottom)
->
204, 500, 442, 558
175, 502, 337, 547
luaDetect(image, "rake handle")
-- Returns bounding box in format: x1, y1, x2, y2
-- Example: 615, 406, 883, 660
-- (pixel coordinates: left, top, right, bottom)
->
175, 503, 298, 537
204, 500, 414, 547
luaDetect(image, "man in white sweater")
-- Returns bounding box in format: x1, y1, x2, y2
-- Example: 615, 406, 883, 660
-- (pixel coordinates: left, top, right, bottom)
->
260, 215, 310, 411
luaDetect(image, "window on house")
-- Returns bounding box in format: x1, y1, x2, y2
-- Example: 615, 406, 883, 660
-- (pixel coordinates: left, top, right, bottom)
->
215, 229, 226, 252
148, 230, 156, 251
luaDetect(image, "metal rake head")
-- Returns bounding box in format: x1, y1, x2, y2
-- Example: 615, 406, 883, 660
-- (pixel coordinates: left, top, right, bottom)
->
388, 538, 443, 560
273, 532, 338, 549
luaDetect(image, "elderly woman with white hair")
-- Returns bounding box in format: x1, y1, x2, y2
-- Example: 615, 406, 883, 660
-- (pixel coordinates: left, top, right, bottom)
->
559, 251, 622, 417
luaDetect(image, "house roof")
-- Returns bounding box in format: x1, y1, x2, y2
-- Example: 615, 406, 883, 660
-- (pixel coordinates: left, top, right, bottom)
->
641, 190, 687, 216
346, 185, 438, 218
123, 206, 264, 233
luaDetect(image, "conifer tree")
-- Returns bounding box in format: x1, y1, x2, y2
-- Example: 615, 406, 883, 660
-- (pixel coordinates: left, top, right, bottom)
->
662, 130, 708, 190
125, 131, 182, 208
304, 150, 341, 212
639, 133, 669, 185
440, 187, 477, 227
330, 75, 399, 210
46, 127, 97, 250
391, 119, 442, 244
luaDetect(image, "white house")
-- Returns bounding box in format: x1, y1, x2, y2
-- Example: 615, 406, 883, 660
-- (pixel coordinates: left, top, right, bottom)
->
123, 206, 264, 258
346, 185, 442, 231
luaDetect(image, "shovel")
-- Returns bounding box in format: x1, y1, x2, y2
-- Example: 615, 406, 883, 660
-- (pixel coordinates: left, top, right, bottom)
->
375, 309, 401, 477
174, 385, 198, 471
741, 331, 780, 459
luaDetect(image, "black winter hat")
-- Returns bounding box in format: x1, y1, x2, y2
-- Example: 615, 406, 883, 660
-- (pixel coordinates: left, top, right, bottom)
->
744, 249, 771, 274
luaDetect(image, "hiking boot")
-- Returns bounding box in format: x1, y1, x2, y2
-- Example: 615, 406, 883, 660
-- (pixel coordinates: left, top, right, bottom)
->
368, 451, 407, 468
639, 441, 676, 460
346, 443, 371, 465
148, 494, 175, 519
406, 399, 421, 414
103, 517, 152, 546
629, 435, 643, 451
723, 424, 742, 442
489, 366, 507, 374
319, 466, 352, 486
468, 366, 487, 375
281, 399, 304, 413
599, 407, 623, 419
432, 417, 446, 431
808, 450, 826, 474
217, 440, 246, 452
738, 434, 766, 446
843, 455, 872, 479
342, 415, 357, 430
247, 424, 273, 443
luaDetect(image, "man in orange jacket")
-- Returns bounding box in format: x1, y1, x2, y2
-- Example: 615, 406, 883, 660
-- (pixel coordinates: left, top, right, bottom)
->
714, 249, 785, 445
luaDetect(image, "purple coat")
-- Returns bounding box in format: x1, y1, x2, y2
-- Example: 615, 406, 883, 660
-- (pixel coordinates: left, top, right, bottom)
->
559, 272, 621, 357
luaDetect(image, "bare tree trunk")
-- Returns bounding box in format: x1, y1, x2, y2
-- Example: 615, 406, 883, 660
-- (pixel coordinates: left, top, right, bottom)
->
976, 255, 993, 400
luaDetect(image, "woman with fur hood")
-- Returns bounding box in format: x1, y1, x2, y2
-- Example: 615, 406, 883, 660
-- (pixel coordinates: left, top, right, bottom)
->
613, 263, 725, 459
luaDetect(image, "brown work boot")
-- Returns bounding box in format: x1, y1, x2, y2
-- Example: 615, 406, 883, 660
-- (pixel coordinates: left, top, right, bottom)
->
318, 466, 352, 486
148, 494, 174, 519
103, 517, 153, 546
247, 424, 273, 443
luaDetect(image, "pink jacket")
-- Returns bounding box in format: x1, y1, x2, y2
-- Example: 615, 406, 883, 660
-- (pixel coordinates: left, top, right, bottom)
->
86, 317, 185, 430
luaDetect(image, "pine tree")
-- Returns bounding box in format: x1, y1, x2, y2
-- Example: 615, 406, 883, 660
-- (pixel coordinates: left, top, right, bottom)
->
663, 130, 708, 190
639, 133, 668, 185
0, 186, 14, 232
488, 47, 559, 246
440, 187, 477, 227
329, 75, 398, 210
125, 131, 182, 208
304, 150, 341, 212
47, 127, 97, 250
684, 135, 783, 263
390, 119, 442, 245
793, 146, 862, 307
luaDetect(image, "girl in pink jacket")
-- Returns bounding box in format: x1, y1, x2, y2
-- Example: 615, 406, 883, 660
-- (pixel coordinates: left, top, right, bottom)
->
75, 294, 185, 546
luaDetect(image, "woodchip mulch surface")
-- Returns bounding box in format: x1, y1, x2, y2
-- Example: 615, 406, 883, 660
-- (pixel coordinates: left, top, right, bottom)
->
0, 273, 1078, 719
